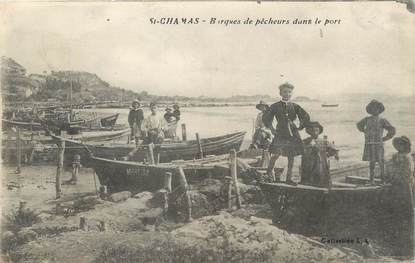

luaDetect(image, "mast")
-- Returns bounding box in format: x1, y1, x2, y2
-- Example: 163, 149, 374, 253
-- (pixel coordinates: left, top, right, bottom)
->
69, 80, 73, 121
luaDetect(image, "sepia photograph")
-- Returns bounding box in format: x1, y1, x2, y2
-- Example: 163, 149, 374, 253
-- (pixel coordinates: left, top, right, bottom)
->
1, 1, 414, 262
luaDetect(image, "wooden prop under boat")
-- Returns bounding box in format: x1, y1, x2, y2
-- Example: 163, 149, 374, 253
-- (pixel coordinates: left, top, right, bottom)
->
259, 174, 414, 257
62, 131, 246, 165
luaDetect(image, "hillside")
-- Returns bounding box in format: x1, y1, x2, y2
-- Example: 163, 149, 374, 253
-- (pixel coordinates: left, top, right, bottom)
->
1, 57, 42, 101
1, 57, 303, 105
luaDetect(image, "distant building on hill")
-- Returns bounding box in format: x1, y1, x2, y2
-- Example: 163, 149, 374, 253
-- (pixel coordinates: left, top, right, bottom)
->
1, 56, 39, 101
1, 56, 26, 76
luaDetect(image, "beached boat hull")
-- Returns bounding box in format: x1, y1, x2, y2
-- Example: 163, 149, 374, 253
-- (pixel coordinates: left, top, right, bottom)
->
64, 131, 246, 166
260, 181, 414, 257
1, 113, 119, 132
90, 154, 237, 194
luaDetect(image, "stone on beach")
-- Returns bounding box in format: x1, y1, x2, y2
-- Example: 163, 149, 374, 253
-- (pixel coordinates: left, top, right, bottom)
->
109, 191, 132, 203
17, 228, 37, 243
1, 231, 17, 250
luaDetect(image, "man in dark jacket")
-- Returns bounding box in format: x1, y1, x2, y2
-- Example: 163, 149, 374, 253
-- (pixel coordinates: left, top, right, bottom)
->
128, 99, 144, 146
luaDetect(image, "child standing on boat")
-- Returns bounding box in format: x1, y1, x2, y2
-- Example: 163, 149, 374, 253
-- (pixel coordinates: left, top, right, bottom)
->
128, 99, 144, 146
300, 121, 339, 187
356, 100, 395, 184
263, 83, 310, 184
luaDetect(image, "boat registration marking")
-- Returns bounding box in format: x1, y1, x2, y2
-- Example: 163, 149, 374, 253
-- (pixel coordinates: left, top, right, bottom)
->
126, 167, 150, 176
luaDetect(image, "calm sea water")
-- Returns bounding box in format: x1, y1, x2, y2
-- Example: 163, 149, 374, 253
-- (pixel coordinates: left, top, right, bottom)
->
87, 100, 414, 168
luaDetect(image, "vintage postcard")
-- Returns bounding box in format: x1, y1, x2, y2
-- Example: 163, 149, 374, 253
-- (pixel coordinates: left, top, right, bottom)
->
1, 1, 414, 262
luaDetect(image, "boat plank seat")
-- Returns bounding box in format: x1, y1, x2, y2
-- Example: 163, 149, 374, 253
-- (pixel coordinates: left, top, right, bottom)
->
345, 175, 381, 185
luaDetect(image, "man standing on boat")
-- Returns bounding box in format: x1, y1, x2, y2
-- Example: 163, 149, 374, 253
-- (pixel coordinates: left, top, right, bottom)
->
128, 99, 144, 146
263, 83, 310, 184
141, 102, 166, 144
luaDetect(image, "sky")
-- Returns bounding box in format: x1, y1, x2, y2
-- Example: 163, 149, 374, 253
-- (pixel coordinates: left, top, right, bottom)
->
0, 2, 414, 98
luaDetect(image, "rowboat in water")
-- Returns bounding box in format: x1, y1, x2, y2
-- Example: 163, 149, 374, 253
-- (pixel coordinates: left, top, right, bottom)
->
259, 168, 414, 258
61, 131, 246, 165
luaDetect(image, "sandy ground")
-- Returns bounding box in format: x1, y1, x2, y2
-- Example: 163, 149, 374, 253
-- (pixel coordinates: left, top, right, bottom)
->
0, 164, 409, 263
1, 164, 100, 212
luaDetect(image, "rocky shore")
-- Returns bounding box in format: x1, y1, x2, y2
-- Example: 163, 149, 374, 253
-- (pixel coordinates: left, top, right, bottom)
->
0, 165, 403, 263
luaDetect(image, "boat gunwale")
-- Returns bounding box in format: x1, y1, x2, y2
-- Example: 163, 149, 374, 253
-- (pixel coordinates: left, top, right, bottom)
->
64, 131, 246, 149
90, 154, 230, 169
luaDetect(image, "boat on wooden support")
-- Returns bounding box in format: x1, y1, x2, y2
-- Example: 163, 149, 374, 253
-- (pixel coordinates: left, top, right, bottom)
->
259, 170, 414, 258
89, 153, 255, 194
61, 131, 246, 165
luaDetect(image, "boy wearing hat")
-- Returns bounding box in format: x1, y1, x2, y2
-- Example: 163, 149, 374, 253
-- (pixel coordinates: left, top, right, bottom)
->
141, 102, 166, 144
357, 100, 395, 184
128, 99, 144, 146
301, 121, 339, 187
263, 83, 311, 184
164, 107, 176, 123
251, 100, 273, 149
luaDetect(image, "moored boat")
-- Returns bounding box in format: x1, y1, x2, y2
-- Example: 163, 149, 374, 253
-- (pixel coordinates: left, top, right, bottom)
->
259, 171, 414, 257
2, 113, 120, 132
89, 154, 231, 193
60, 131, 246, 165
89, 148, 258, 194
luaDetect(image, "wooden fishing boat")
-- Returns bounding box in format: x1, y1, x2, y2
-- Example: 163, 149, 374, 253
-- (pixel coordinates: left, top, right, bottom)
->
90, 154, 229, 193
1, 119, 44, 131
2, 113, 119, 131
89, 149, 258, 194
259, 171, 414, 257
61, 131, 246, 165
99, 113, 119, 128
48, 128, 130, 145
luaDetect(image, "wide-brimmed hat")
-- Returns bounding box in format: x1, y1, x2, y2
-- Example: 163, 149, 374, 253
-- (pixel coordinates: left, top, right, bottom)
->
165, 107, 172, 112
366, 100, 385, 115
278, 82, 295, 91
305, 121, 324, 136
132, 99, 140, 106
256, 100, 269, 111
392, 136, 411, 153
173, 104, 180, 109
149, 102, 157, 108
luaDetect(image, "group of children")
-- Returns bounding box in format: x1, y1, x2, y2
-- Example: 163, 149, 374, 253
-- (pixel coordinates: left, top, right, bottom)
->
128, 99, 181, 145
251, 83, 413, 190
